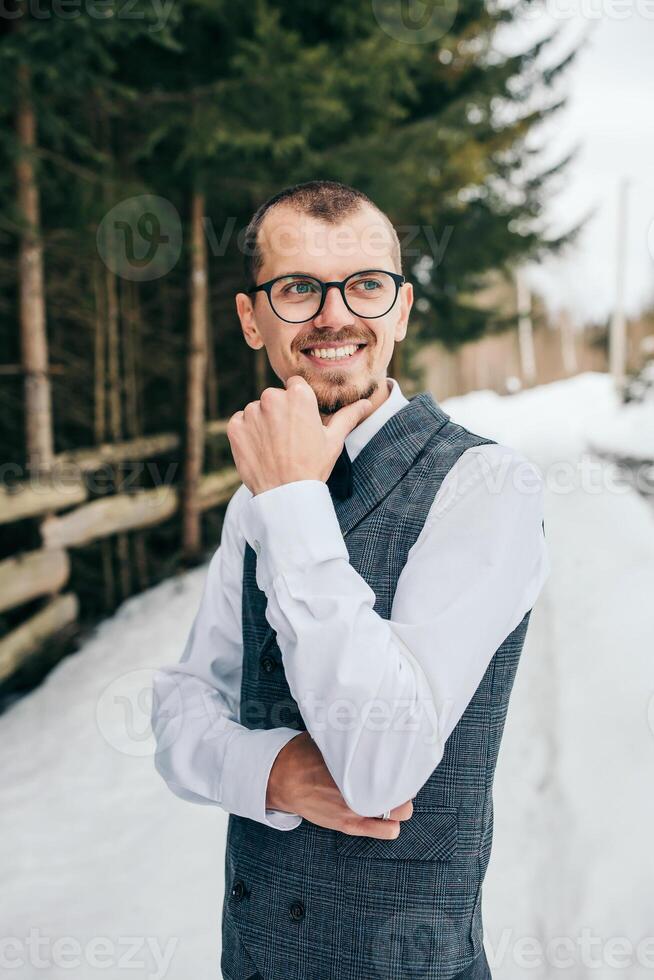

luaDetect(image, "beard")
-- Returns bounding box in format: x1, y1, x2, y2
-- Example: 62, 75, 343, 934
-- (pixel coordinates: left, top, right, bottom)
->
294, 368, 379, 415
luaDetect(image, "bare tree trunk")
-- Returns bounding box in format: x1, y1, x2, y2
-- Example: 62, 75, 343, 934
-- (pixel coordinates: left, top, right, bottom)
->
93, 260, 115, 610
122, 279, 141, 438
182, 188, 209, 561
205, 293, 221, 472
16, 63, 54, 475
254, 347, 268, 395
93, 264, 107, 445
123, 279, 148, 591
109, 269, 131, 600
106, 264, 121, 444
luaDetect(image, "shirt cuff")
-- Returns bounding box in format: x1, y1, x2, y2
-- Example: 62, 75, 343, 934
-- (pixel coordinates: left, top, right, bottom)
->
239, 480, 349, 593
220, 726, 304, 831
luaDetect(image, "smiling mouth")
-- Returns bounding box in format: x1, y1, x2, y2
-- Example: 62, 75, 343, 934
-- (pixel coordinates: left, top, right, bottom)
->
301, 342, 367, 364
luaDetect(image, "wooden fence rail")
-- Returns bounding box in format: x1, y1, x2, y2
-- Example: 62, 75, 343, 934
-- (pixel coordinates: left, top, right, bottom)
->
0, 477, 88, 525
41, 467, 239, 549
0, 422, 236, 684
0, 548, 69, 615
0, 594, 78, 684
0, 420, 231, 526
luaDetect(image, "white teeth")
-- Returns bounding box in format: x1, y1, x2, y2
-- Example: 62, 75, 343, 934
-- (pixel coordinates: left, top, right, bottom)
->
308, 344, 359, 360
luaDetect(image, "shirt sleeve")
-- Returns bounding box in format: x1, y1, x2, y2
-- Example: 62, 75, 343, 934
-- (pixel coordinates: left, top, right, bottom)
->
238, 443, 550, 818
151, 483, 304, 830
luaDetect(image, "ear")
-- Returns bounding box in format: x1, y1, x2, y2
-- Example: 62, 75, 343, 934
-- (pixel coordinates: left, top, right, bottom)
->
236, 292, 265, 351
394, 281, 413, 343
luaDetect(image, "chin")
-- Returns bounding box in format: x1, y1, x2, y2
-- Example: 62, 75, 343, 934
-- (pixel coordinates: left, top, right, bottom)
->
314, 375, 379, 416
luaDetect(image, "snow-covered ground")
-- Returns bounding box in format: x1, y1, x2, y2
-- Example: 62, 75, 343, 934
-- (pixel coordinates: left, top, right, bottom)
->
1, 371, 653, 980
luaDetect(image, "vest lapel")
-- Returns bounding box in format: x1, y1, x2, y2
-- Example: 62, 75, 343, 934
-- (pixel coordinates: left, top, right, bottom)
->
332, 391, 450, 538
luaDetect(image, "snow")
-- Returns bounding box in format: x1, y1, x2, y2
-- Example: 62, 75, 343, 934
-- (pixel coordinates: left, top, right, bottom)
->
1, 371, 653, 980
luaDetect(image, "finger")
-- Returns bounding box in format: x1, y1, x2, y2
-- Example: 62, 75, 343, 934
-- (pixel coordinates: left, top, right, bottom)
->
226, 410, 244, 444
284, 375, 311, 392
323, 398, 374, 446
355, 817, 402, 840
391, 799, 414, 820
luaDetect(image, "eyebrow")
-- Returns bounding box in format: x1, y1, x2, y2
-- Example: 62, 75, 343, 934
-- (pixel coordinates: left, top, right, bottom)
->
271, 268, 388, 280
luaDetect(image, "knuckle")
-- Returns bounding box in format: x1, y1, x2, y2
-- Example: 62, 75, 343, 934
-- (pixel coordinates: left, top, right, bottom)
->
291, 381, 312, 400
259, 386, 280, 405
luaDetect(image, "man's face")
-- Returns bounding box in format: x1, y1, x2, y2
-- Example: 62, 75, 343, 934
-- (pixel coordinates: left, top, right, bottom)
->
235, 203, 413, 415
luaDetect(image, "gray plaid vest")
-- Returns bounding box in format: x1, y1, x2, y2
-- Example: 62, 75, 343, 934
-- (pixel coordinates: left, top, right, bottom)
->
221, 391, 533, 980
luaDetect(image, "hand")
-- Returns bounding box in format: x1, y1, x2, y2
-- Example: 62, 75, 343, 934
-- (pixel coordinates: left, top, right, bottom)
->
266, 731, 414, 838
226, 375, 374, 496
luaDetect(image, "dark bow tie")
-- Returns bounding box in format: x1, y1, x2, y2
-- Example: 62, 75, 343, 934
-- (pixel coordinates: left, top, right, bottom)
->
326, 444, 353, 500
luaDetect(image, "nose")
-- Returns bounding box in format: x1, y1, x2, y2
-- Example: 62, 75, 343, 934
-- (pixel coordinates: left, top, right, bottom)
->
312, 283, 355, 328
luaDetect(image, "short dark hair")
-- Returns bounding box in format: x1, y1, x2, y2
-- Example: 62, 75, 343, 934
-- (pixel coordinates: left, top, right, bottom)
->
242, 179, 402, 291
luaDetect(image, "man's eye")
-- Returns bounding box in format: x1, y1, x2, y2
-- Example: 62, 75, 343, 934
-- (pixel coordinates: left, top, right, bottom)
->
351, 278, 381, 291
285, 281, 318, 295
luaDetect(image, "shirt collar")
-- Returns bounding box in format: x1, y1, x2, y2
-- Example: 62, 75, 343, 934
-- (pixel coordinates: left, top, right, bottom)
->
344, 376, 409, 463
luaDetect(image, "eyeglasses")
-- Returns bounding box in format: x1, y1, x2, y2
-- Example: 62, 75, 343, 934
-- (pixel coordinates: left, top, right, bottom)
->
247, 269, 405, 324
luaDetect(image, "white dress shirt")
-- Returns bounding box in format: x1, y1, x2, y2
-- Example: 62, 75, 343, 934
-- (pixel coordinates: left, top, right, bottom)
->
151, 377, 550, 831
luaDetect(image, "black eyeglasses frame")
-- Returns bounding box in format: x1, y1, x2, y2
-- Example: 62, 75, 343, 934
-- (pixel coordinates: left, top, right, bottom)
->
246, 269, 406, 324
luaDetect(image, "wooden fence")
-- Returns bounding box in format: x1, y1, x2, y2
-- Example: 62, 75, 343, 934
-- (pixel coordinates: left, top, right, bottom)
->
0, 424, 239, 684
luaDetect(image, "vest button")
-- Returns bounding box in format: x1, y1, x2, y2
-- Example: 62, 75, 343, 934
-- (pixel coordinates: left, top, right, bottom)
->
260, 655, 277, 674
289, 900, 305, 921
231, 879, 247, 902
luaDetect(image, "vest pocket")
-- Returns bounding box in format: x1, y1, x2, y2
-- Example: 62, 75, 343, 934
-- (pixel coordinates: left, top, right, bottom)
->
334, 806, 458, 861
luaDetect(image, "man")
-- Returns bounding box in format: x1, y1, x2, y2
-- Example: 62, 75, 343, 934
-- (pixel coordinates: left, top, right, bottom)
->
151, 180, 549, 980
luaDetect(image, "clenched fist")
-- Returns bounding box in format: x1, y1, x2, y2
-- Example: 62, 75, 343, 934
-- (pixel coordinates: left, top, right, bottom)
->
226, 375, 374, 496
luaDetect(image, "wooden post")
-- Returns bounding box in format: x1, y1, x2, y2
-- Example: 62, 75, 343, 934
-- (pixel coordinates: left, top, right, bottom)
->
559, 309, 578, 376
16, 63, 54, 475
182, 188, 209, 560
516, 268, 536, 385
609, 178, 630, 397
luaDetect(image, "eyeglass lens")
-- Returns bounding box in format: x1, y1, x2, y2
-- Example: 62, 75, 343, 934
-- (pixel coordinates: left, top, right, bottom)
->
269, 272, 398, 322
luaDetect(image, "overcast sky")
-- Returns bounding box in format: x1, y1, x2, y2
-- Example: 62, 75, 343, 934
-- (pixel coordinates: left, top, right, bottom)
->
500, 11, 654, 324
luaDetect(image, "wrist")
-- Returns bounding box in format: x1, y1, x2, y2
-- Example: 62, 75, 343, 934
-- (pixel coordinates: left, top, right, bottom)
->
266, 731, 301, 811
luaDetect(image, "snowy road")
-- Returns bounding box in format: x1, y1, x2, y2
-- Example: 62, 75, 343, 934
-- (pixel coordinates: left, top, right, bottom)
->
1, 372, 653, 980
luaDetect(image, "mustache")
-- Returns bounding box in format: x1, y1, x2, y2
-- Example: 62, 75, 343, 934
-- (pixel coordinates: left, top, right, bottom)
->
296, 334, 373, 351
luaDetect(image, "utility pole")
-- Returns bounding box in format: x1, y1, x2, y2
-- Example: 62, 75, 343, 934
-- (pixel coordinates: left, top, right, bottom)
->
516, 268, 536, 385
559, 308, 578, 376
609, 178, 630, 398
